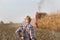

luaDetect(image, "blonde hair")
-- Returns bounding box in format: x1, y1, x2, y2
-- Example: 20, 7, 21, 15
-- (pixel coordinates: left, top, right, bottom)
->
25, 16, 31, 22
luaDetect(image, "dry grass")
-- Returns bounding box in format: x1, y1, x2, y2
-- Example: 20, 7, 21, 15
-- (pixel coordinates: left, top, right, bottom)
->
0, 24, 19, 40
0, 24, 60, 40
38, 13, 60, 31
0, 13, 60, 40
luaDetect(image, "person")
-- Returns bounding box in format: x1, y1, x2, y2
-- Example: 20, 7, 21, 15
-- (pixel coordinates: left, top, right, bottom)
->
15, 16, 35, 40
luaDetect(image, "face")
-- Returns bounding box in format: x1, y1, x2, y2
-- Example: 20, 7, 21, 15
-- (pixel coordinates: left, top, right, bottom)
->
25, 19, 29, 23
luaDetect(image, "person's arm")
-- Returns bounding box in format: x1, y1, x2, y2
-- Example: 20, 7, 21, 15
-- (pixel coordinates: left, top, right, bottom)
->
15, 24, 23, 38
30, 25, 35, 40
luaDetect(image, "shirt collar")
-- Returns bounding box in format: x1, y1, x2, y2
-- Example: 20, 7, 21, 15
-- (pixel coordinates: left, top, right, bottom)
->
26, 22, 30, 25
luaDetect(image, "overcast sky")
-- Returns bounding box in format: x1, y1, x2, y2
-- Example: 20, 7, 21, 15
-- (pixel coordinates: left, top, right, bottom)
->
0, 0, 60, 23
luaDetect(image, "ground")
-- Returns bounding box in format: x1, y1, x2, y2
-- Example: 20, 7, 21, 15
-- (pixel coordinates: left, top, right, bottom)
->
0, 24, 60, 40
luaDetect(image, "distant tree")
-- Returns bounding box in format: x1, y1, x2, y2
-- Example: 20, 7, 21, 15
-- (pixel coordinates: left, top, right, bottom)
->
0, 21, 4, 24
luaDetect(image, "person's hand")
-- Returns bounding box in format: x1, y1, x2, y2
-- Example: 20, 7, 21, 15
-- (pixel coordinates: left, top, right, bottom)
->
21, 37, 24, 40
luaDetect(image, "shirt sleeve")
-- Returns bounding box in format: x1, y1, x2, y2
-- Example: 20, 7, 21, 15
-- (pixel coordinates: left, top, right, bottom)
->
15, 24, 23, 38
30, 25, 35, 40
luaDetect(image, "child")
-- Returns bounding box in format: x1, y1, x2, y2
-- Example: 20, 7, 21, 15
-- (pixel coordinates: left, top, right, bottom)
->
15, 16, 35, 40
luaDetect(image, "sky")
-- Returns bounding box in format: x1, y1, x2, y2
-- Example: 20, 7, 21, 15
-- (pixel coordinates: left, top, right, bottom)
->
0, 0, 60, 23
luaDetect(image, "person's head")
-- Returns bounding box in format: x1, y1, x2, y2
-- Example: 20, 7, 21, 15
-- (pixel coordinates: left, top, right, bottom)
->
25, 16, 31, 23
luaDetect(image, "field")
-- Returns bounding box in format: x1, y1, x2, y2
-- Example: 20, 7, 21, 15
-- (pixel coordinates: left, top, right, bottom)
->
0, 23, 60, 40
0, 13, 60, 40
38, 13, 60, 31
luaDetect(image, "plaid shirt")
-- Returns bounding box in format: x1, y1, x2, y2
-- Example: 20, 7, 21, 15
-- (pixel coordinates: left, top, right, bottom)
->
16, 23, 35, 40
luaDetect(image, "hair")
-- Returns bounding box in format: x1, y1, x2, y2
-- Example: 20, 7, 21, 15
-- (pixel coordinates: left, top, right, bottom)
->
25, 16, 31, 22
